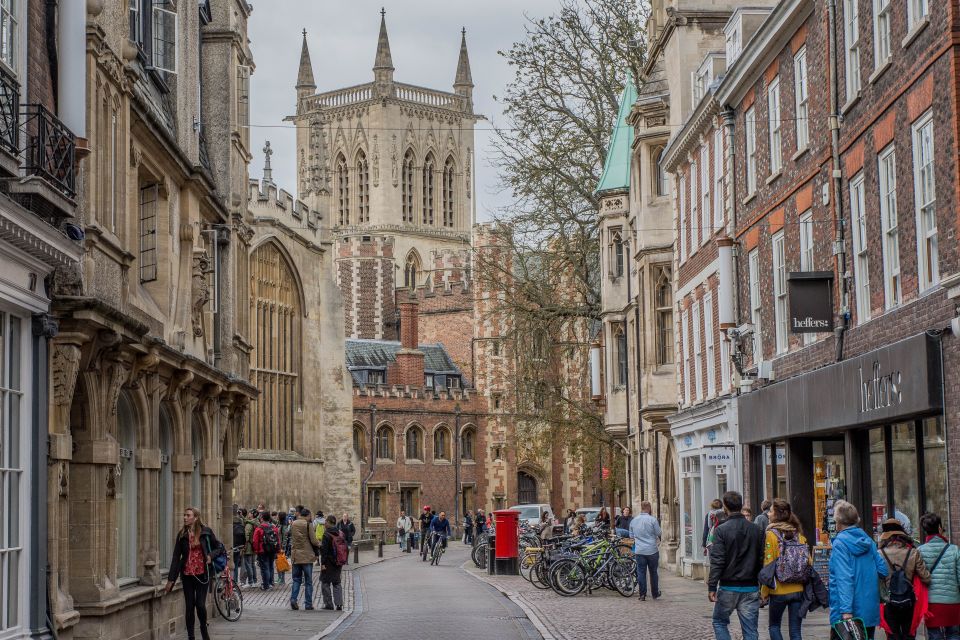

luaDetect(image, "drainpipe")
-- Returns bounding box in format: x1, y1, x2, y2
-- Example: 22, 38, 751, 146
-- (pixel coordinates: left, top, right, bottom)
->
454, 405, 462, 533
827, 0, 850, 361
625, 237, 638, 508
361, 403, 377, 534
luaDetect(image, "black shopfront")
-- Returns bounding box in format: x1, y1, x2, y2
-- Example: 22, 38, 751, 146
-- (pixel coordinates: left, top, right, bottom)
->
740, 333, 948, 551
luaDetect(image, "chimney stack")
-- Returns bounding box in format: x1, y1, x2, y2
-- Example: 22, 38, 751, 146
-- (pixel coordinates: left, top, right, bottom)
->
393, 300, 424, 387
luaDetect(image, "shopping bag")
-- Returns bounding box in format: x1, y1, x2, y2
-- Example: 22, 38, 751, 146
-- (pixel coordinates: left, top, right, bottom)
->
831, 618, 868, 640
275, 550, 291, 573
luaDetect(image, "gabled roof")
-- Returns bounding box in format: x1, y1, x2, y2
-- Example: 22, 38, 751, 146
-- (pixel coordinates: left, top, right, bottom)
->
596, 73, 638, 195
345, 339, 462, 376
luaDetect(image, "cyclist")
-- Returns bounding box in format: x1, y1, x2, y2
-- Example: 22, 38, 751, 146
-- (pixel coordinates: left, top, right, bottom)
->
420, 507, 436, 561
429, 511, 452, 561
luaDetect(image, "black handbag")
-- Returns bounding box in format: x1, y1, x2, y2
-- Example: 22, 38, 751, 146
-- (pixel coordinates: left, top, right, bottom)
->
831, 618, 868, 640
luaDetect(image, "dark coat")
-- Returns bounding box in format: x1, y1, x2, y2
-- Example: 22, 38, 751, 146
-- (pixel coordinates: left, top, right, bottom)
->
338, 520, 356, 544
707, 514, 765, 592
799, 569, 830, 618
319, 529, 344, 582
168, 526, 218, 584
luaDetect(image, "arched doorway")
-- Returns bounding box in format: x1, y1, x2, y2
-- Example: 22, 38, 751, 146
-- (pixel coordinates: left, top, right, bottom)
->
517, 471, 538, 504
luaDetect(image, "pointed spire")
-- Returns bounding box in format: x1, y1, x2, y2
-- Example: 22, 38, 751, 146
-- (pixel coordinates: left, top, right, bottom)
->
454, 28, 473, 89
296, 29, 315, 91
373, 8, 394, 83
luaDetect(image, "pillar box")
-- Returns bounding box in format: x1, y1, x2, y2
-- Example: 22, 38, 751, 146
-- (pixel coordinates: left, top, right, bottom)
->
492, 509, 520, 575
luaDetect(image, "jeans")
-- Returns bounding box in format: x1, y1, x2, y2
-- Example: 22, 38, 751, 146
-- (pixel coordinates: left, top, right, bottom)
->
635, 552, 660, 598
883, 604, 915, 640
242, 554, 257, 584
257, 553, 275, 589
928, 626, 960, 640
712, 589, 760, 640
399, 532, 407, 551
290, 563, 314, 606
181, 574, 210, 640
768, 592, 803, 640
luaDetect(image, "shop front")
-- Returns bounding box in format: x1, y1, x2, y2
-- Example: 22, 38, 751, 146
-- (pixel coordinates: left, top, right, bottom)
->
740, 333, 948, 572
669, 397, 740, 578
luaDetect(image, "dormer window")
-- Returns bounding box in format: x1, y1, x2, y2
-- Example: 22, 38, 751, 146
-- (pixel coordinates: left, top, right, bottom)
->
425, 374, 435, 389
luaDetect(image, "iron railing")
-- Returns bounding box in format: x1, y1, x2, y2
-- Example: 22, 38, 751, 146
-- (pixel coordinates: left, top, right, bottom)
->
21, 103, 75, 198
0, 65, 18, 156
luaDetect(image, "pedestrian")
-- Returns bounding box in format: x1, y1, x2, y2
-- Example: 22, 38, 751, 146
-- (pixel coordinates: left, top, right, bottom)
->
463, 512, 473, 545
289, 508, 320, 610
475, 509, 486, 539
878, 518, 931, 639
707, 491, 764, 640
754, 500, 772, 532
918, 512, 960, 640
760, 499, 811, 640
320, 514, 347, 610
703, 498, 725, 553
564, 509, 576, 534
275, 511, 292, 585
252, 511, 280, 590
828, 500, 889, 640
615, 506, 633, 537
232, 508, 246, 585
338, 513, 356, 564
742, 507, 754, 522
630, 501, 662, 601
164, 508, 218, 640
573, 513, 588, 536
596, 506, 611, 530
242, 508, 258, 587
396, 510, 413, 552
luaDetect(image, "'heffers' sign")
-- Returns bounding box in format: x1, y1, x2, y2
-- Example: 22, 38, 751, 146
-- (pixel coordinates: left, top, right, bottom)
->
788, 272, 834, 333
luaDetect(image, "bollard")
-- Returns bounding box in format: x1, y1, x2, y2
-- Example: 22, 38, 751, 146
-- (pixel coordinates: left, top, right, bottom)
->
353, 543, 359, 564
378, 532, 384, 558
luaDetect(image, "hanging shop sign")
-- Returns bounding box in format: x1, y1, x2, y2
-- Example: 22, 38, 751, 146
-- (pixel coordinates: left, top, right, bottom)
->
705, 449, 734, 466
788, 272, 834, 333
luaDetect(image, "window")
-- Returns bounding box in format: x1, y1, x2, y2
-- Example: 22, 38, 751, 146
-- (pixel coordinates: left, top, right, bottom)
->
874, 0, 892, 68
611, 229, 625, 278
799, 210, 815, 345
404, 251, 420, 289
424, 374, 434, 389
713, 129, 723, 229
402, 149, 415, 222
405, 426, 423, 461
655, 267, 673, 365
367, 369, 385, 385
152, 1, 177, 74
844, 0, 861, 99
908, 0, 929, 31
109, 113, 118, 232
128, 0, 140, 44
768, 77, 782, 175
492, 339, 501, 357
690, 161, 699, 246
653, 146, 668, 197
368, 487, 385, 519
0, 0, 17, 72
772, 231, 788, 354
614, 323, 628, 387
0, 312, 24, 632
422, 153, 435, 225
445, 376, 461, 390
461, 427, 475, 461
692, 300, 703, 401
352, 424, 366, 460
336, 154, 349, 226
749, 249, 762, 362
376, 425, 394, 460
237, 65, 250, 148
681, 310, 691, 405
492, 393, 502, 411
794, 47, 809, 150
720, 332, 731, 392
356, 150, 370, 223
678, 174, 688, 261
912, 111, 938, 291
704, 293, 716, 397
433, 426, 450, 461
442, 156, 455, 227
700, 145, 710, 244
139, 183, 159, 283
850, 173, 870, 322
116, 393, 138, 582
878, 146, 901, 308
745, 107, 757, 194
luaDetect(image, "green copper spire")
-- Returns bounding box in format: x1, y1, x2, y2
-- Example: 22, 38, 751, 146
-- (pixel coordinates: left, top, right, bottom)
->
596, 74, 638, 194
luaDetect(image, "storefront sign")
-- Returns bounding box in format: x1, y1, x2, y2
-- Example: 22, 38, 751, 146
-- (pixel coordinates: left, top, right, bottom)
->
739, 333, 942, 443
705, 450, 734, 466
788, 272, 834, 333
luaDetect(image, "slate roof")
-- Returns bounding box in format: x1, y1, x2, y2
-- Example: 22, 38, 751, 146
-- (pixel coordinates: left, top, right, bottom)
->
345, 339, 463, 376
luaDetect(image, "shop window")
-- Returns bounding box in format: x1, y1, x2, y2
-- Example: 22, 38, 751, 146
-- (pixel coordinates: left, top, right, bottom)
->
681, 456, 703, 561
890, 422, 920, 537
762, 443, 787, 503
922, 417, 948, 519
869, 427, 888, 536
116, 393, 139, 583
813, 440, 846, 546
0, 312, 24, 632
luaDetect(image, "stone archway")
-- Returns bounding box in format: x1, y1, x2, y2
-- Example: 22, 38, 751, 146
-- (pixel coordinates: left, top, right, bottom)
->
661, 435, 680, 567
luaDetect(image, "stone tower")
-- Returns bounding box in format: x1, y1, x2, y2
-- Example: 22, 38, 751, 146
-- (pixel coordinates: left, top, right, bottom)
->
289, 13, 480, 339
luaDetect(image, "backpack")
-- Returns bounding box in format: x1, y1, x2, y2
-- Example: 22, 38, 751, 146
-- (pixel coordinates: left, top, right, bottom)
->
209, 538, 228, 573
773, 530, 810, 584
705, 512, 721, 548
261, 524, 280, 555
882, 548, 916, 609
232, 520, 246, 547
332, 531, 349, 566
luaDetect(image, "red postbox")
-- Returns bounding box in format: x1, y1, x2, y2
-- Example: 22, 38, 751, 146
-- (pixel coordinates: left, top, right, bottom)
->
492, 509, 521, 575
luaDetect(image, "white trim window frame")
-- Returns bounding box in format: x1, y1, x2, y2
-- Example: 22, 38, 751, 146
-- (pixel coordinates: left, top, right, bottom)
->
772, 230, 788, 354
713, 128, 724, 230
690, 159, 699, 248
799, 211, 815, 345
681, 309, 691, 406
704, 292, 716, 397
692, 300, 703, 402
850, 172, 871, 322
912, 110, 938, 291
844, 0, 861, 100
794, 46, 809, 150
745, 106, 757, 195
878, 145, 901, 308
678, 173, 688, 263
700, 144, 710, 245
0, 0, 18, 75
151, 2, 177, 74
767, 76, 782, 175
907, 0, 929, 31
873, 0, 892, 68
749, 249, 762, 363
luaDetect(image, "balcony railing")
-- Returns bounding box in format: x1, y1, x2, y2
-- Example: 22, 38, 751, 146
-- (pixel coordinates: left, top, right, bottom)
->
21, 103, 75, 199
0, 65, 18, 157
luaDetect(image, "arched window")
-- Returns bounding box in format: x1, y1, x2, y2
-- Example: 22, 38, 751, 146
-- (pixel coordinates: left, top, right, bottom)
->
518, 471, 538, 504
336, 153, 349, 226
405, 425, 423, 461
610, 229, 625, 278
158, 406, 174, 564
353, 423, 366, 460
653, 145, 668, 197
433, 425, 450, 461
460, 426, 476, 461
404, 251, 421, 289
248, 242, 303, 451
376, 424, 394, 460
116, 392, 138, 581
402, 149, 415, 222
422, 153, 435, 225
356, 150, 369, 223
655, 266, 674, 365
442, 156, 455, 227
613, 323, 628, 386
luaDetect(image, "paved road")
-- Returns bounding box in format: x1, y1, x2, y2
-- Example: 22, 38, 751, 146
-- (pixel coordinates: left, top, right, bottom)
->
330, 543, 541, 640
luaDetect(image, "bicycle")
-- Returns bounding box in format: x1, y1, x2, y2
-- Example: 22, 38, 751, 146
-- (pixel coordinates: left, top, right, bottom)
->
212, 546, 244, 621
429, 532, 447, 566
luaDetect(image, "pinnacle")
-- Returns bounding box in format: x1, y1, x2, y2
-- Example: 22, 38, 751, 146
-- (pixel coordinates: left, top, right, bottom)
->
454, 27, 473, 88
296, 29, 315, 89
373, 9, 394, 73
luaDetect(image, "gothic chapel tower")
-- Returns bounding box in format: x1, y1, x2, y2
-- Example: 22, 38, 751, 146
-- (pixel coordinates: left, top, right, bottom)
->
290, 12, 480, 339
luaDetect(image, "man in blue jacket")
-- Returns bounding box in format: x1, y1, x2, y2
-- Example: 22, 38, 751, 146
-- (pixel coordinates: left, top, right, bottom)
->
828, 500, 888, 639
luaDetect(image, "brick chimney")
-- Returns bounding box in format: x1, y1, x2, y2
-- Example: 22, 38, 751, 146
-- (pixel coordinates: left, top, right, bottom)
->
393, 300, 424, 387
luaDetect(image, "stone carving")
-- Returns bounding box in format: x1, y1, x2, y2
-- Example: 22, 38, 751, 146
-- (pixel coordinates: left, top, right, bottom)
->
51, 263, 83, 296
391, 135, 398, 187
106, 465, 117, 498
58, 462, 68, 496
164, 369, 195, 403
192, 251, 211, 337
107, 359, 128, 416
372, 135, 380, 187
52, 343, 82, 406
127, 347, 159, 389
466, 150, 472, 199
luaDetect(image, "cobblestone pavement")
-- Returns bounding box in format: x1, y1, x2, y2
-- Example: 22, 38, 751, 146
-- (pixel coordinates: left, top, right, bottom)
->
329, 543, 541, 640
466, 561, 836, 640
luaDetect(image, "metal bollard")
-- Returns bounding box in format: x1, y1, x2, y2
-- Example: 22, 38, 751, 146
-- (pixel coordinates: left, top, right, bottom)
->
353, 543, 359, 564
378, 532, 384, 558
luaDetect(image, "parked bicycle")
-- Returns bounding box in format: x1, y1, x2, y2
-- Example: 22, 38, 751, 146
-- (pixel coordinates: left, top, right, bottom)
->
212, 546, 244, 621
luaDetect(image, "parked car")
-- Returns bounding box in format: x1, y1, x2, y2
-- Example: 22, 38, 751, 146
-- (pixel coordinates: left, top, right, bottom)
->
576, 506, 621, 530
509, 503, 552, 526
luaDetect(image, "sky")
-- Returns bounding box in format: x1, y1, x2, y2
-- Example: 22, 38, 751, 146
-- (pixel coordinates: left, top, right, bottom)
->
247, 0, 561, 221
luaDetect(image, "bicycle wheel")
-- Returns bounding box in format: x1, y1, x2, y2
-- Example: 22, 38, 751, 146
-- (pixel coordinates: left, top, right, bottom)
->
431, 541, 442, 565
472, 542, 488, 569
530, 558, 552, 590
549, 558, 586, 596
213, 576, 243, 621
519, 550, 538, 581
608, 558, 636, 597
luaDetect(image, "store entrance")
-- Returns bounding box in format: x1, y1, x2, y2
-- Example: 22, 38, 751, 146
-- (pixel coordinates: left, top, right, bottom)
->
812, 438, 846, 547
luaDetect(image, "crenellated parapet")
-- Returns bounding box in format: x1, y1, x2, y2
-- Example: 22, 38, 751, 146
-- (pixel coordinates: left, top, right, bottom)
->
248, 178, 323, 240
354, 384, 472, 401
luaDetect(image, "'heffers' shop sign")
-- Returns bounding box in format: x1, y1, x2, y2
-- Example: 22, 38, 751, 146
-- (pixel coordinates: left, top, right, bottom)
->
788, 272, 834, 333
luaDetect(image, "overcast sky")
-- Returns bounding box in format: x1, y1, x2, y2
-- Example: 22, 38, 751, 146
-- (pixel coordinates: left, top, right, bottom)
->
247, 0, 561, 220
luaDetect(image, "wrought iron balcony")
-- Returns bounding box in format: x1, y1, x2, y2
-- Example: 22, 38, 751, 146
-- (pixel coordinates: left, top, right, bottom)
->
21, 103, 75, 199
0, 65, 18, 158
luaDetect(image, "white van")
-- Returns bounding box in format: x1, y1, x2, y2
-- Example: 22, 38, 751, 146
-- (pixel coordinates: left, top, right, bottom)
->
509, 503, 552, 525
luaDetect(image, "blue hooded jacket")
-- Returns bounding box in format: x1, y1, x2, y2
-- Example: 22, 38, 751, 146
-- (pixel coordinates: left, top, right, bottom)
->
828, 527, 889, 626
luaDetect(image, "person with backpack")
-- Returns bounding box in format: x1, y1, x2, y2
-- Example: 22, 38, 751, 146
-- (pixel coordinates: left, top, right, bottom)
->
252, 511, 280, 590
338, 513, 356, 564
759, 499, 811, 640
241, 508, 258, 587
164, 507, 219, 640
829, 500, 889, 640
918, 512, 960, 640
879, 518, 931, 640
232, 508, 246, 585
320, 514, 347, 610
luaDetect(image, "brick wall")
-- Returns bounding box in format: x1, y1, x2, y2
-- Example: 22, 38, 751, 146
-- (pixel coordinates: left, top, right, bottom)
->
27, 0, 55, 109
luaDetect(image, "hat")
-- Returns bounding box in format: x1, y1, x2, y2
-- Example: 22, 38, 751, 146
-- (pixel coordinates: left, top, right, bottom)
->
879, 518, 907, 541
423, 505, 431, 511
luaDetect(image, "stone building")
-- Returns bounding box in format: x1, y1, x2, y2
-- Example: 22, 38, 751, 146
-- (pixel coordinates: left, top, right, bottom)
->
45, 2, 256, 639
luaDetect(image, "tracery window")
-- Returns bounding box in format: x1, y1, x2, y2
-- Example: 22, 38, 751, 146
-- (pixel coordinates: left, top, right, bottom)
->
402, 149, 415, 223
404, 251, 420, 289
655, 266, 674, 365
442, 156, 455, 227
422, 153, 435, 225
356, 150, 369, 223
376, 424, 394, 460
336, 153, 349, 226
406, 425, 423, 461
434, 426, 451, 461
